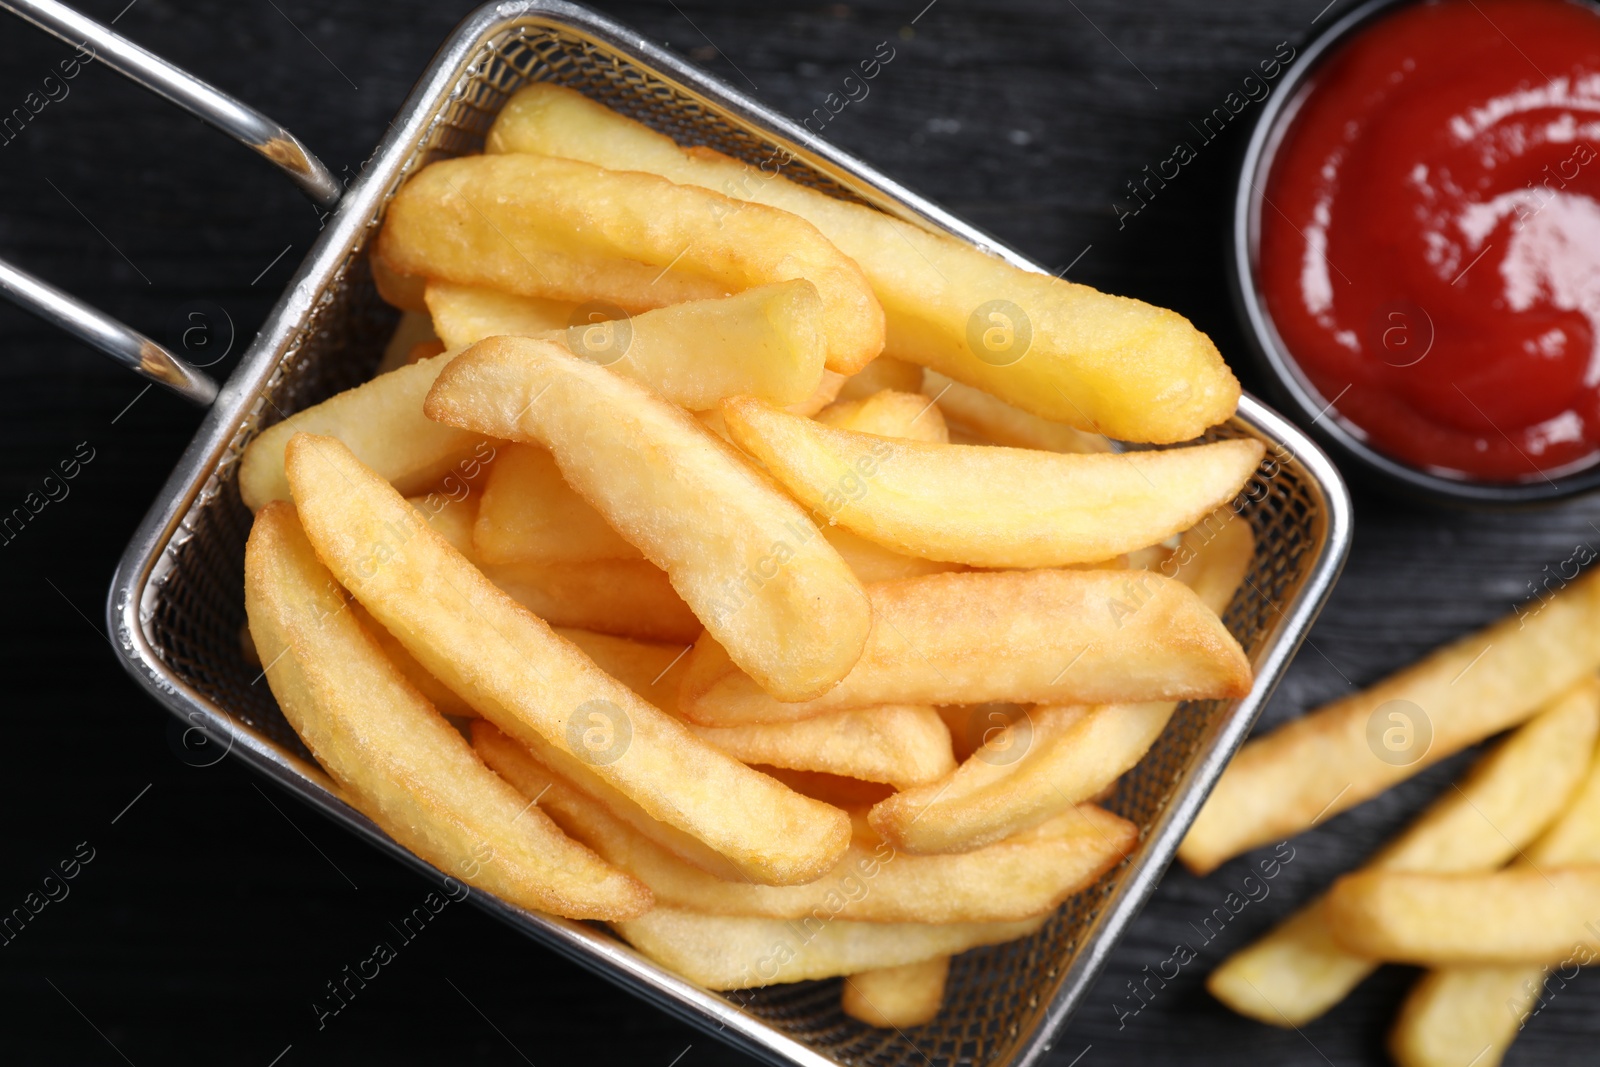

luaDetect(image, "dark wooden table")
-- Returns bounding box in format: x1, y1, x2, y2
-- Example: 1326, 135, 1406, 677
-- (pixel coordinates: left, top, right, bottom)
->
2, 1, 1596, 1063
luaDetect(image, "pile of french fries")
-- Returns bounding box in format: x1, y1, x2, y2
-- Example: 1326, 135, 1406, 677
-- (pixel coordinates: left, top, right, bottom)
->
1186, 563, 1600, 1065
239, 84, 1263, 1029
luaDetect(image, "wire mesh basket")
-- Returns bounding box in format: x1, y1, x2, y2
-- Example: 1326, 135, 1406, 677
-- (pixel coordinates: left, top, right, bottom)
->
105, 4, 1352, 1065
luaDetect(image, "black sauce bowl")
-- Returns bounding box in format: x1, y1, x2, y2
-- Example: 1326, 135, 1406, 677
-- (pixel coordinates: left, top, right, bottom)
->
1230, 0, 1600, 506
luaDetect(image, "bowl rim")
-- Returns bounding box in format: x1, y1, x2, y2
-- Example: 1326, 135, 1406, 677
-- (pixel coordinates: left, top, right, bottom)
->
1230, 0, 1600, 506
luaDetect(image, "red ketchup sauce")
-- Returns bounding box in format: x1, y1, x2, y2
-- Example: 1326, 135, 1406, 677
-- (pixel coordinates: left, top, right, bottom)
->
1260, 0, 1600, 481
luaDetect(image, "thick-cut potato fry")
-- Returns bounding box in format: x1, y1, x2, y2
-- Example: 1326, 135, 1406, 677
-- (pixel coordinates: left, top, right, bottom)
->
372, 253, 428, 312
473, 444, 641, 565
843, 958, 949, 1028
838, 356, 926, 402
615, 906, 1046, 990
816, 389, 948, 443
244, 503, 649, 919
284, 433, 849, 885
723, 397, 1264, 568
479, 722, 1133, 923
378, 153, 883, 374
822, 526, 958, 583
1389, 722, 1600, 1067
679, 568, 1252, 724
869, 518, 1254, 853
1388, 966, 1543, 1067
483, 558, 702, 644
378, 310, 439, 375
1325, 867, 1600, 966
348, 600, 474, 720
426, 336, 869, 701
1206, 681, 1600, 1027
688, 705, 956, 789
922, 370, 1111, 454
428, 278, 827, 409
487, 84, 1238, 443
239, 353, 493, 511
424, 279, 574, 350
553, 628, 691, 715
1180, 567, 1600, 876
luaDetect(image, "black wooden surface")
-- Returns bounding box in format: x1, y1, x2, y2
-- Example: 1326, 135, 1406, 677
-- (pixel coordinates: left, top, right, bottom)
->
2, 1, 1597, 1064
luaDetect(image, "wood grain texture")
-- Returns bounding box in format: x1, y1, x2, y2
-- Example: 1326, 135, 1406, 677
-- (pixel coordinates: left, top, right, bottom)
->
1, 0, 1596, 1063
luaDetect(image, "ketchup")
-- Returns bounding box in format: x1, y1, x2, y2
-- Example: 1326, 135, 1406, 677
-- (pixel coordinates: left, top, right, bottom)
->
1261, 0, 1600, 482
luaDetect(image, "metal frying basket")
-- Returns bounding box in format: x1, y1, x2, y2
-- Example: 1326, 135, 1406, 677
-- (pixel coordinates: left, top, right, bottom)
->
0, 1, 1352, 1064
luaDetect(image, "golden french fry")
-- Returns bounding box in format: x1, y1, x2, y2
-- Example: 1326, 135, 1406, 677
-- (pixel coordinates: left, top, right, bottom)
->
473, 443, 641, 565
1167, 510, 1254, 617
424, 279, 575, 350
239, 353, 494, 511
486, 84, 1238, 443
428, 278, 827, 410
1388, 965, 1543, 1067
787, 368, 846, 417
284, 432, 850, 885
1207, 680, 1600, 1027
478, 720, 1133, 923
1180, 568, 1600, 876
347, 600, 474, 720
755, 765, 896, 808
552, 628, 691, 714
837, 356, 926, 403
378, 310, 439, 375
679, 569, 1252, 724
372, 252, 428, 312
843, 958, 949, 1028
425, 336, 869, 702
722, 397, 1265, 568
816, 389, 949, 443
869, 515, 1254, 854
821, 526, 959, 583
483, 558, 702, 644
1389, 713, 1600, 1067
378, 153, 884, 374
689, 705, 956, 789
615, 905, 1046, 990
922, 370, 1110, 454
244, 502, 649, 919
1325, 867, 1600, 966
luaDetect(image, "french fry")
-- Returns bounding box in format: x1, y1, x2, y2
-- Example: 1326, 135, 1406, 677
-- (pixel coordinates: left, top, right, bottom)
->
816, 389, 948, 443
372, 252, 428, 312
1206, 680, 1600, 1027
722, 397, 1265, 568
378, 310, 439, 375
922, 370, 1110, 454
614, 906, 1046, 989
347, 600, 474, 720
1180, 567, 1600, 876
239, 353, 493, 511
843, 958, 950, 1028
428, 278, 827, 410
688, 705, 956, 789
486, 84, 1239, 443
837, 356, 926, 402
378, 153, 884, 374
679, 568, 1252, 724
244, 502, 649, 919
755, 765, 896, 807
869, 517, 1254, 854
478, 720, 1133, 923
821, 526, 959, 583
553, 628, 691, 715
1325, 866, 1600, 966
473, 443, 641, 565
424, 279, 574, 350
483, 558, 702, 644
284, 433, 850, 885
1389, 723, 1600, 1067
425, 336, 870, 702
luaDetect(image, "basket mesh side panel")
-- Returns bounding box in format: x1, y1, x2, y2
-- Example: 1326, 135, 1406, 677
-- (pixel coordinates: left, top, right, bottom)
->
141, 19, 1327, 1067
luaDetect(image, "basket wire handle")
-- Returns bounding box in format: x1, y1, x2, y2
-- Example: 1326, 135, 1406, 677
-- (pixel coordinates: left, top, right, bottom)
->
0, 0, 345, 407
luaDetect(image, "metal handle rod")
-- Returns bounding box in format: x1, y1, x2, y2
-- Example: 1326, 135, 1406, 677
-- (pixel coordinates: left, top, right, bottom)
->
0, 0, 341, 208
0, 260, 218, 406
